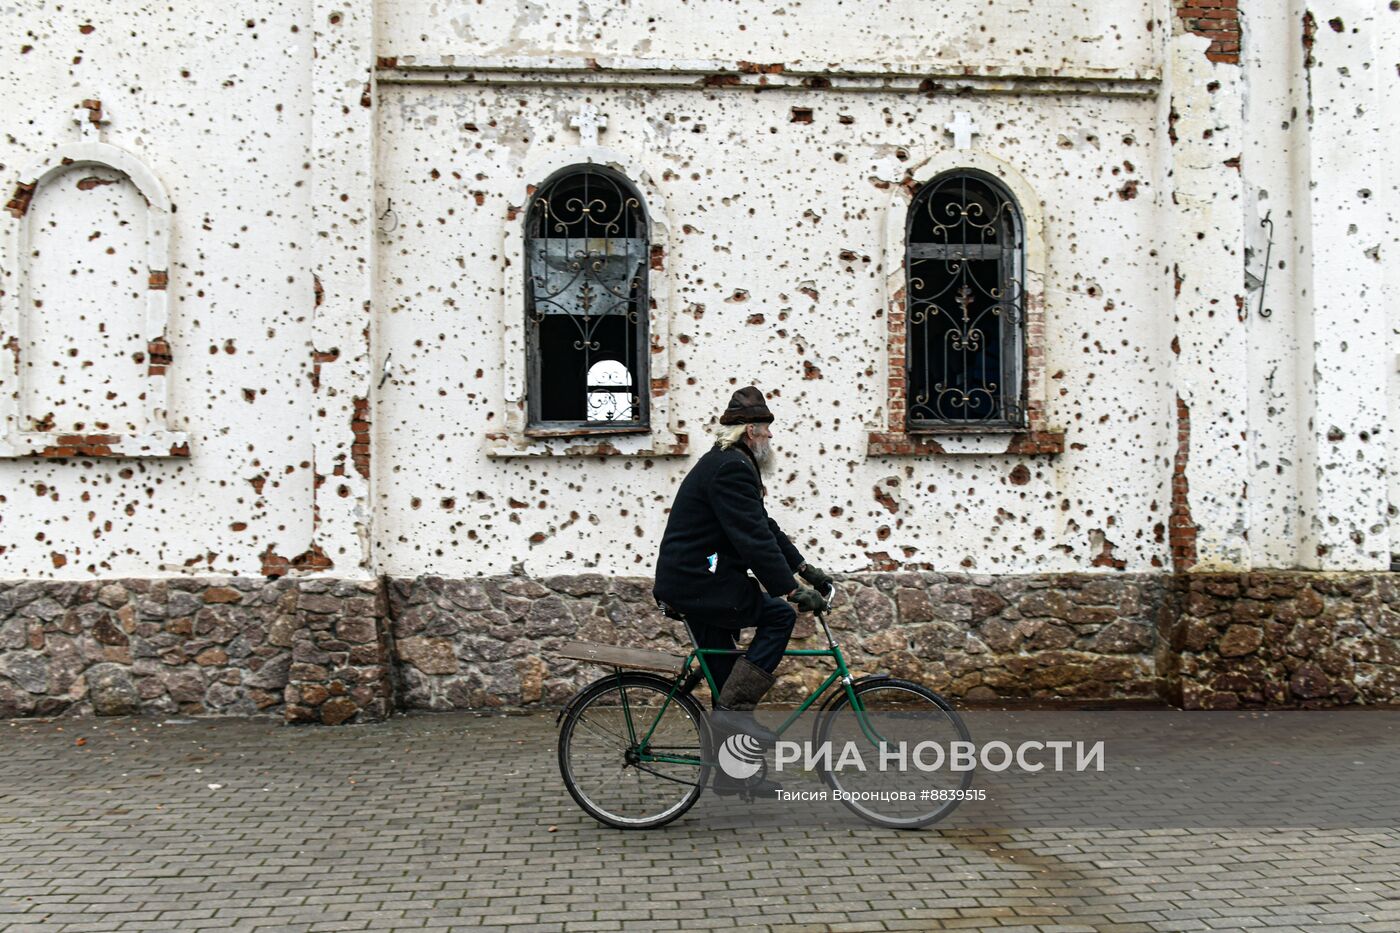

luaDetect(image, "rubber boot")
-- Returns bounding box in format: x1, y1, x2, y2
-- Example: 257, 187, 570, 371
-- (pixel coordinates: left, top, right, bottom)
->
712, 657, 780, 747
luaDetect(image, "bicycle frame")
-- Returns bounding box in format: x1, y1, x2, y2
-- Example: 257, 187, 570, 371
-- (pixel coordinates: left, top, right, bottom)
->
631, 588, 882, 770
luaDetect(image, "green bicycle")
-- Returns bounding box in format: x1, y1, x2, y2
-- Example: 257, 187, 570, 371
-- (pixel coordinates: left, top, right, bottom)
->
555, 584, 974, 830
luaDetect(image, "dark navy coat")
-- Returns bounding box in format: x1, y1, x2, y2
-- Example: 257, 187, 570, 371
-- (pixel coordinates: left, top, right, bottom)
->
653, 442, 804, 627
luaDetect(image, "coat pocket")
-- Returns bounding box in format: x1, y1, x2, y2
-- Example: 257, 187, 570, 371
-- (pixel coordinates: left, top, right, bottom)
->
711, 555, 758, 617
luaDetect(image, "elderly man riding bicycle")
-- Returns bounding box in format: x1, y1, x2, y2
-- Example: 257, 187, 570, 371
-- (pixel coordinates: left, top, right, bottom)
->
652, 385, 833, 795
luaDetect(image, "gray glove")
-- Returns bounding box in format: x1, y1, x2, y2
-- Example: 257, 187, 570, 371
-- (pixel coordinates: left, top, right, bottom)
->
799, 563, 833, 593
788, 584, 826, 613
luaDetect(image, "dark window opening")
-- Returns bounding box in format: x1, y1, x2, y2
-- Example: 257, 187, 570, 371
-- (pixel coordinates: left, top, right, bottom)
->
906, 170, 1026, 429
525, 165, 649, 431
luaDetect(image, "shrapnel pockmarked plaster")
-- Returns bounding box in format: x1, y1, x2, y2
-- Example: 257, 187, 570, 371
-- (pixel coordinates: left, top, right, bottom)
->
1, 1, 1397, 720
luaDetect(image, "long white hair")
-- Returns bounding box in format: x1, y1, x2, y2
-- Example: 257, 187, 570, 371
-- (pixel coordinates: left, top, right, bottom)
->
714, 422, 774, 473
715, 423, 749, 450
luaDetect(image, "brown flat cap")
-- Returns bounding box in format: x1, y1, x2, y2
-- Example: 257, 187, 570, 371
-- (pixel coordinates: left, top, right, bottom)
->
719, 385, 774, 425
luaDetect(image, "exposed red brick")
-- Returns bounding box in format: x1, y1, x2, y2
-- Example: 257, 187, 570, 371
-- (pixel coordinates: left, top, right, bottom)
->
562, 442, 624, 456
38, 434, 119, 457
260, 543, 334, 579
1091, 534, 1128, 570
351, 396, 371, 478
867, 432, 945, 456
873, 484, 899, 514
293, 544, 334, 572
76, 175, 115, 191
148, 270, 168, 290
146, 338, 172, 379
1170, 395, 1198, 571
864, 551, 900, 572
649, 244, 664, 271
1177, 0, 1242, 63
1005, 431, 1067, 455
736, 61, 785, 74
309, 348, 338, 389
6, 181, 36, 218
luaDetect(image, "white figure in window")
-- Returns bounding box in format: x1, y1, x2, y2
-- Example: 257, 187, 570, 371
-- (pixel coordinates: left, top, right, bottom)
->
586, 359, 633, 422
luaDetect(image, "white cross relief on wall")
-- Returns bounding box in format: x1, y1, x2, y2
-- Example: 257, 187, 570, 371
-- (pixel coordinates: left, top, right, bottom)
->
570, 105, 608, 146
944, 111, 980, 151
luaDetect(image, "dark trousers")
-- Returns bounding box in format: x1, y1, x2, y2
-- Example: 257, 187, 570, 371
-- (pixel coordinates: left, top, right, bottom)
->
686, 594, 797, 692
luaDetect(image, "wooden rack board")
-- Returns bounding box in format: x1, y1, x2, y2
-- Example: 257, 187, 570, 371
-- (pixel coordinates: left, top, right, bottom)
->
551, 640, 685, 673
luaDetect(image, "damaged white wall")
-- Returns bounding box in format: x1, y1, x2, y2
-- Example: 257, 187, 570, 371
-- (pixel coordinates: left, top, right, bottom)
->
0, 0, 1395, 580
1, 3, 321, 577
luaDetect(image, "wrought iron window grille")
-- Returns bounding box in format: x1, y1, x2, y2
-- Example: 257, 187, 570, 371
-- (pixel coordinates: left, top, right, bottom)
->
905, 170, 1027, 431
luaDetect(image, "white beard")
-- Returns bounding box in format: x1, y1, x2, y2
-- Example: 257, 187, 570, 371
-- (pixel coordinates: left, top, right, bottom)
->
749, 437, 776, 475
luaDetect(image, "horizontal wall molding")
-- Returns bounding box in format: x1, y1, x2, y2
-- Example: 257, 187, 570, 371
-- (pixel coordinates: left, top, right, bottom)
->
375, 56, 1161, 98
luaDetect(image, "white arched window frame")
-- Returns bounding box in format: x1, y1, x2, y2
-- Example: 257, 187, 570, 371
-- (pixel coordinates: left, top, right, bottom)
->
868, 150, 1061, 457
488, 146, 685, 458
1, 141, 187, 458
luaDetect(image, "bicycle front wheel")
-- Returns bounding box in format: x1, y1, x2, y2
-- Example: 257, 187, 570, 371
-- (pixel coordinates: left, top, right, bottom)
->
816, 678, 974, 829
558, 672, 710, 830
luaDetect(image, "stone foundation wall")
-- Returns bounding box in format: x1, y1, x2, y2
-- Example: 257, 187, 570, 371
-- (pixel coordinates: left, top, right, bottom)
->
0, 578, 296, 718
1166, 572, 1400, 709
284, 579, 394, 725
2, 571, 1397, 721
385, 573, 1166, 709
0, 577, 390, 724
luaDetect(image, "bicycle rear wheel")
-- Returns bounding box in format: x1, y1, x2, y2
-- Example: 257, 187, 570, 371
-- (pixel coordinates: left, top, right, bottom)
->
558, 672, 710, 830
816, 678, 974, 829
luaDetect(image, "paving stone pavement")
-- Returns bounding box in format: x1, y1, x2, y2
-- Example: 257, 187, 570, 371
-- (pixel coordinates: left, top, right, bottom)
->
1, 711, 1398, 932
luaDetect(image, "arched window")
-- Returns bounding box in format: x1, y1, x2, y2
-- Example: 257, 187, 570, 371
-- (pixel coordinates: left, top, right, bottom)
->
524, 165, 649, 430
906, 170, 1026, 428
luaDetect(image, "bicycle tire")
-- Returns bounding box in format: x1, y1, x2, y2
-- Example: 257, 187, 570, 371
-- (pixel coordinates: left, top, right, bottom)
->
558, 672, 711, 830
816, 677, 974, 830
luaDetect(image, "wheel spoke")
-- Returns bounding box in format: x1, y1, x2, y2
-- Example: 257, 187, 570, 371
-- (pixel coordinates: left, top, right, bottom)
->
574, 712, 630, 747
560, 677, 708, 829
820, 681, 973, 828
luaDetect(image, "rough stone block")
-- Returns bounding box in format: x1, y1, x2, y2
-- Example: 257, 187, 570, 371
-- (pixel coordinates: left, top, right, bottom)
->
87, 663, 140, 716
